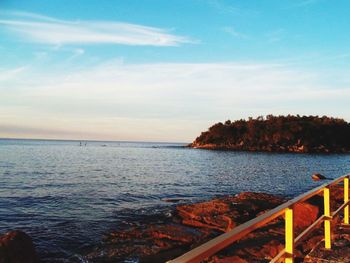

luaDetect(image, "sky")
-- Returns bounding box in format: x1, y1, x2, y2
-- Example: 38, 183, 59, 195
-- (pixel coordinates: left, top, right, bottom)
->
1, 0, 350, 142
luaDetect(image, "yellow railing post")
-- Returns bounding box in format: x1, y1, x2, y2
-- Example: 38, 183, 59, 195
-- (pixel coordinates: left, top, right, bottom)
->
168, 174, 350, 263
285, 207, 294, 263
344, 177, 349, 225
324, 187, 331, 249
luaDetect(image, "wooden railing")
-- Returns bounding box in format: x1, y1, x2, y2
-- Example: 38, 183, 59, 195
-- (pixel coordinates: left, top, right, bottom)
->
167, 174, 350, 263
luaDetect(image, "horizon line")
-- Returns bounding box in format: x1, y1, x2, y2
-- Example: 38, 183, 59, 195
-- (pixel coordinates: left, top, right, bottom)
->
0, 136, 190, 144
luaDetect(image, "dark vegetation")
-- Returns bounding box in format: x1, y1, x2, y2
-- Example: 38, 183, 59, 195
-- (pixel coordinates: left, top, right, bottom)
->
191, 115, 350, 153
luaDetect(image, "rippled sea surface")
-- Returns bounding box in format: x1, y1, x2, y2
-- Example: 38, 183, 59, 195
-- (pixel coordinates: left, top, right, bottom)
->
0, 139, 350, 262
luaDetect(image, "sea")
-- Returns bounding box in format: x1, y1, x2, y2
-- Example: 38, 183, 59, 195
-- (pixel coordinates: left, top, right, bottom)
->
0, 138, 349, 262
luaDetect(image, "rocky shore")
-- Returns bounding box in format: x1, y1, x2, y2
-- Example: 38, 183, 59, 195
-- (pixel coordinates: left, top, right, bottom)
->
0, 230, 38, 263
1, 183, 346, 263
85, 184, 346, 263
189, 142, 350, 153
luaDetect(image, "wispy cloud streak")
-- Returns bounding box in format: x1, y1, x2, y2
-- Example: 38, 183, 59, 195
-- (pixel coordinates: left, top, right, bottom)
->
0, 11, 193, 46
0, 67, 26, 81
1, 60, 349, 141
222, 26, 249, 39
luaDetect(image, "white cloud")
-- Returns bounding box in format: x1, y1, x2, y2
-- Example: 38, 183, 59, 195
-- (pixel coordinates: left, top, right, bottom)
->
0, 11, 194, 46
1, 61, 349, 141
68, 48, 85, 60
0, 67, 26, 81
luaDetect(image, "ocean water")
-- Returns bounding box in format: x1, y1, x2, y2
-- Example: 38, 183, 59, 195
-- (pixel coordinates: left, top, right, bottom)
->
0, 139, 350, 262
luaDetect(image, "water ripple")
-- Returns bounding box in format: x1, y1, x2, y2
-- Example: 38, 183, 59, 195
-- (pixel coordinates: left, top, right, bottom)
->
0, 139, 349, 261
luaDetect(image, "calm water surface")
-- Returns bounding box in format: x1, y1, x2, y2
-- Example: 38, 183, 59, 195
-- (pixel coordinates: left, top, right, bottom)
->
0, 139, 350, 262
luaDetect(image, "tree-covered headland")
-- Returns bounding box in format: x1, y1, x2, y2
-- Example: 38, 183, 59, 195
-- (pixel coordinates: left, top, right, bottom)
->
190, 115, 350, 153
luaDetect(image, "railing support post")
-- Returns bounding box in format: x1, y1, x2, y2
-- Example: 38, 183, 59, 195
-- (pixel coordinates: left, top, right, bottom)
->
324, 187, 331, 249
285, 207, 294, 263
344, 177, 349, 225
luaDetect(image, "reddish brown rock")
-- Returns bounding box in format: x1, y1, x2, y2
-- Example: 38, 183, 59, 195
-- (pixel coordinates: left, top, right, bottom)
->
297, 234, 324, 255
209, 255, 248, 263
247, 239, 284, 259
0, 230, 38, 263
147, 225, 200, 243
177, 192, 285, 233
86, 189, 350, 263
86, 223, 210, 262
86, 192, 286, 262
330, 184, 346, 210
225, 236, 284, 261
303, 234, 350, 263
293, 202, 319, 230
177, 199, 236, 232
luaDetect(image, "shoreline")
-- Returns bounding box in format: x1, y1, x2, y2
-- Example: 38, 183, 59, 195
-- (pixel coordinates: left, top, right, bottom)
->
189, 143, 350, 154
1, 183, 346, 262
85, 184, 345, 262
85, 191, 286, 262
2, 140, 348, 262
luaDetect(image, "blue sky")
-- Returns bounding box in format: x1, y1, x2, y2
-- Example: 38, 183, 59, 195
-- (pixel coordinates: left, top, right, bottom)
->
1, 0, 350, 142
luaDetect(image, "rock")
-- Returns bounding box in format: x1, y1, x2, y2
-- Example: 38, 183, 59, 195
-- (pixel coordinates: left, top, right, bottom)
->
88, 190, 346, 262
293, 202, 319, 230
86, 223, 208, 262
303, 234, 350, 263
330, 184, 346, 210
176, 192, 284, 233
297, 234, 324, 254
86, 192, 285, 262
248, 239, 284, 260
203, 224, 286, 262
312, 173, 327, 181
177, 198, 236, 232
0, 230, 38, 263
209, 255, 248, 263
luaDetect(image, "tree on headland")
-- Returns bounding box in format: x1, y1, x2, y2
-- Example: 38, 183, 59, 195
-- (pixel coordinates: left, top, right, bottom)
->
190, 115, 350, 153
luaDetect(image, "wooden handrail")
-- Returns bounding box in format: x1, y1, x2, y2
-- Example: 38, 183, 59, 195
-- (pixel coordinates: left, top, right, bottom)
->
167, 174, 350, 263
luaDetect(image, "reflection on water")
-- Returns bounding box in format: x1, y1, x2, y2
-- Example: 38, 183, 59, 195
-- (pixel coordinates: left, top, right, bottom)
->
0, 139, 349, 261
